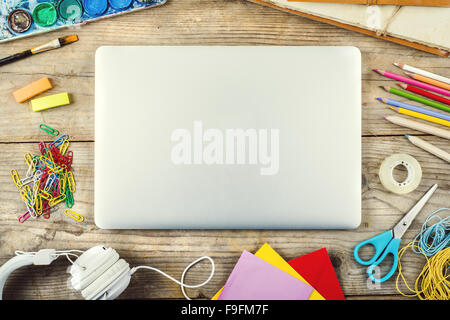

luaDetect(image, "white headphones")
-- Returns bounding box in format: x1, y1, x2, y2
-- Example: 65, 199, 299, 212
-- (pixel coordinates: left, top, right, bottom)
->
0, 245, 214, 300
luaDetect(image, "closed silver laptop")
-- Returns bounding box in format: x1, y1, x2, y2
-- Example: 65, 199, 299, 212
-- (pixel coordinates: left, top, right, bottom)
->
95, 46, 361, 229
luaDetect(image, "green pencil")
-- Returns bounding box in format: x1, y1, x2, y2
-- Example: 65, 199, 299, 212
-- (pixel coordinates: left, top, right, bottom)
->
380, 85, 450, 113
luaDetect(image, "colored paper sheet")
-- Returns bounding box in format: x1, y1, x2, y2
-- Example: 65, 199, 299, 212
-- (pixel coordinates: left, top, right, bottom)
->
217, 250, 314, 300
254, 243, 324, 300
288, 248, 345, 300
211, 243, 324, 300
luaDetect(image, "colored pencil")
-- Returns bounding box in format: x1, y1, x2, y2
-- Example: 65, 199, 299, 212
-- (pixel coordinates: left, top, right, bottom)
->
397, 83, 450, 105
373, 69, 450, 97
0, 35, 78, 67
377, 97, 450, 121
384, 115, 450, 140
405, 135, 450, 163
380, 85, 450, 113
388, 106, 450, 127
404, 72, 450, 91
393, 63, 450, 85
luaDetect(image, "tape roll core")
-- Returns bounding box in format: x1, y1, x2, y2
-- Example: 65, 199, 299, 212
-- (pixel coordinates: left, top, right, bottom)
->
379, 154, 422, 194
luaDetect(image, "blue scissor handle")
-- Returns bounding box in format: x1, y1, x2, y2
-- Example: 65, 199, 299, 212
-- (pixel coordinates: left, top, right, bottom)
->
353, 230, 393, 266
367, 238, 401, 283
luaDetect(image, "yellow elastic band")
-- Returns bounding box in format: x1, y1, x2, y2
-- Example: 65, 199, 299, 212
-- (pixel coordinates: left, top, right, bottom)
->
396, 242, 449, 300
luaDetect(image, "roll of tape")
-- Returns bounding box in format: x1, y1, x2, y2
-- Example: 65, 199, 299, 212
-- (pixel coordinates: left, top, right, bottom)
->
379, 153, 422, 194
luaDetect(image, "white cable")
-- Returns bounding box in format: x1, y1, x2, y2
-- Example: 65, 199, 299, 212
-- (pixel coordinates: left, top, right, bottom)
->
55, 250, 85, 263
15, 250, 84, 264
14, 250, 36, 256
130, 256, 215, 300
58, 253, 78, 264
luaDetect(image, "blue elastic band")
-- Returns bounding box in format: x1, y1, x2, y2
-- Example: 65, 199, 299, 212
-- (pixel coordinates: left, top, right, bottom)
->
412, 208, 450, 257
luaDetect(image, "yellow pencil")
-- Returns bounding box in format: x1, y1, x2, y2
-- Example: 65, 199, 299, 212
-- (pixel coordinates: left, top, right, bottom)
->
388, 106, 450, 127
405, 72, 450, 91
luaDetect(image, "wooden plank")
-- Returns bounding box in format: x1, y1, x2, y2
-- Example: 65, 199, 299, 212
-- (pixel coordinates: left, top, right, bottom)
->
0, 136, 448, 299
0, 0, 449, 142
0, 0, 448, 301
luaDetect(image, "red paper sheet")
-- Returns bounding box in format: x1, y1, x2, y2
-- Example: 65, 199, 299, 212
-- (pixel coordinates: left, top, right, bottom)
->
288, 248, 345, 300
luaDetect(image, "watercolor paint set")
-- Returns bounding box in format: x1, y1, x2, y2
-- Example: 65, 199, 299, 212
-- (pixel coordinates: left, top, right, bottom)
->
0, 0, 166, 43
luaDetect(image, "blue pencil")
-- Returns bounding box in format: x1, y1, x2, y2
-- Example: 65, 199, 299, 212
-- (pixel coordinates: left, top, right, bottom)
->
377, 98, 450, 122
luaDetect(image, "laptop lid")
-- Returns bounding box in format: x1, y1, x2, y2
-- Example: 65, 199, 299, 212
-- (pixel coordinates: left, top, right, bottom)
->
95, 46, 361, 229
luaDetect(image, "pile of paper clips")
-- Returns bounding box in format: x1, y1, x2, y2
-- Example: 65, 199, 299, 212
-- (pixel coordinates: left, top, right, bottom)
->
10, 124, 85, 224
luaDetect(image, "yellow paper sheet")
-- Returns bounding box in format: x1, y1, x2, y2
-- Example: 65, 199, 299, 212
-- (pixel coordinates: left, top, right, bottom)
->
211, 243, 324, 300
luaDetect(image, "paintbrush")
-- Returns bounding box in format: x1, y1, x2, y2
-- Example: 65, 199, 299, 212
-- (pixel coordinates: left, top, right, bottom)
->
0, 35, 79, 67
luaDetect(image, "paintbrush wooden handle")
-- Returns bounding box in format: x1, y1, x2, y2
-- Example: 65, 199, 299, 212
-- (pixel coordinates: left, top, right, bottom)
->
0, 50, 32, 67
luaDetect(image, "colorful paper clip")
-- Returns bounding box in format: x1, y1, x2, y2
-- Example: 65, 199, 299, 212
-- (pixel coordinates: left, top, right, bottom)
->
18, 210, 31, 223
64, 209, 85, 223
39, 124, 59, 136
26, 203, 37, 218
24, 152, 33, 166
25, 159, 36, 178
39, 189, 53, 200
44, 174, 57, 192
47, 147, 55, 162
49, 194, 66, 207
35, 196, 43, 215
20, 175, 34, 186
51, 134, 69, 148
19, 188, 30, 203
65, 188, 74, 208
67, 171, 76, 193
59, 172, 67, 193
38, 141, 48, 156
10, 169, 22, 189
59, 140, 69, 156
11, 126, 78, 224
31, 183, 39, 205
34, 169, 43, 182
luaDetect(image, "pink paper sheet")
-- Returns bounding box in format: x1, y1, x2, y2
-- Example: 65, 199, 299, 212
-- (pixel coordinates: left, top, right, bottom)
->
218, 250, 314, 300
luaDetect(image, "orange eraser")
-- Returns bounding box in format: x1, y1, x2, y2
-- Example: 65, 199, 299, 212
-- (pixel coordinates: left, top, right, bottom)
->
13, 78, 53, 103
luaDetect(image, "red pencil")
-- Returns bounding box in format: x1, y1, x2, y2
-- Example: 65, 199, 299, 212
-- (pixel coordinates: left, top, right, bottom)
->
396, 83, 450, 105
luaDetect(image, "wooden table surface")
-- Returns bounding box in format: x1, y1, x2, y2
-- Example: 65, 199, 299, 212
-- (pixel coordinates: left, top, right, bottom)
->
0, 0, 449, 300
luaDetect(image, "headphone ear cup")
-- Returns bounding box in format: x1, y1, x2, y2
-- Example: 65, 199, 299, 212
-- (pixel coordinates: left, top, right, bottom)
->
81, 259, 130, 300
70, 246, 119, 291
99, 269, 131, 300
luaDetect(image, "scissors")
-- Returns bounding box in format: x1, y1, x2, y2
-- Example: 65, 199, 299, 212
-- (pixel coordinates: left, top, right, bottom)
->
354, 184, 438, 283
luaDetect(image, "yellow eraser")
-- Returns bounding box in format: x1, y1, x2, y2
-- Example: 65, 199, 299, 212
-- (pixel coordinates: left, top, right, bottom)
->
30, 92, 70, 112
13, 78, 53, 103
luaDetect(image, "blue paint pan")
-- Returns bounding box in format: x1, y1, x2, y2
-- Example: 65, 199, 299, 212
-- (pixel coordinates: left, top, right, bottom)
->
84, 0, 108, 17
0, 0, 167, 43
109, 0, 133, 11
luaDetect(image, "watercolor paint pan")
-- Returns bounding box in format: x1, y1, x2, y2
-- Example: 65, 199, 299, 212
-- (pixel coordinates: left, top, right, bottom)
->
0, 0, 166, 43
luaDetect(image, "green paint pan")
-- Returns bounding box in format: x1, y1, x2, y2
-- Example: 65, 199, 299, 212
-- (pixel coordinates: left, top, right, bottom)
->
32, 2, 58, 27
